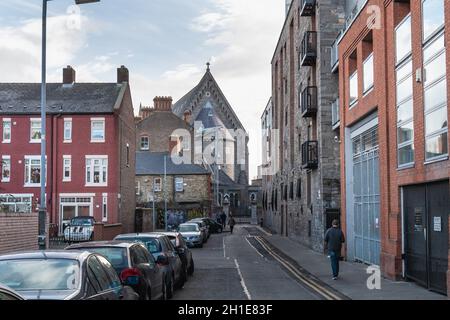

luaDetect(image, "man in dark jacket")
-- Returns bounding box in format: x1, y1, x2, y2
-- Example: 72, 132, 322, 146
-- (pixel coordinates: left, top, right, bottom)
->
220, 211, 227, 229
324, 219, 345, 280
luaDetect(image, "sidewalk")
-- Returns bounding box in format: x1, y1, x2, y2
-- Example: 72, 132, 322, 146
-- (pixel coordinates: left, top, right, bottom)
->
259, 230, 447, 300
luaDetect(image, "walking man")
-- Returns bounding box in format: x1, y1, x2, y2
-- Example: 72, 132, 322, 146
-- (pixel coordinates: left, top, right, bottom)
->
220, 211, 227, 230
228, 214, 236, 234
324, 219, 345, 280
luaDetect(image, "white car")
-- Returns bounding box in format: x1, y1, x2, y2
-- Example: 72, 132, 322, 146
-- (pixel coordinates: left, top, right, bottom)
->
178, 223, 204, 248
64, 217, 95, 242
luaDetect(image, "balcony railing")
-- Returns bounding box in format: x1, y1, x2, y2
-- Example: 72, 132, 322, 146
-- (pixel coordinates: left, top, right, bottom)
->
300, 31, 317, 66
301, 141, 318, 169
300, 0, 315, 16
301, 86, 318, 117
331, 98, 340, 130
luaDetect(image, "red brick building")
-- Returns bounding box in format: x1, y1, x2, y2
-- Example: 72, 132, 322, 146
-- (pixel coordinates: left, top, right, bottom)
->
337, 0, 449, 295
0, 66, 136, 235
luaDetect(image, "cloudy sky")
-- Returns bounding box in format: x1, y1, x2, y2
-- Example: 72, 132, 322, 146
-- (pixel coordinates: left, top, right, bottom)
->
0, 0, 285, 180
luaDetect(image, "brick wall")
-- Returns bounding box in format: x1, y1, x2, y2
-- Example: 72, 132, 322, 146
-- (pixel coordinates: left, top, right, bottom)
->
0, 212, 38, 254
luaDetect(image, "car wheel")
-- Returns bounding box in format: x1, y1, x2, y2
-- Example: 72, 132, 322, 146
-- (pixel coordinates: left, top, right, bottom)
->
188, 259, 194, 276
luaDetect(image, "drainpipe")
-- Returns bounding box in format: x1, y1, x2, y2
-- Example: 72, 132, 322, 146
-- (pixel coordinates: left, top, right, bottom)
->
52, 113, 62, 234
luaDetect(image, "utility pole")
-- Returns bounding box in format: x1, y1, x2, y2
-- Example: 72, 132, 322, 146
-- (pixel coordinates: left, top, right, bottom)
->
164, 155, 167, 231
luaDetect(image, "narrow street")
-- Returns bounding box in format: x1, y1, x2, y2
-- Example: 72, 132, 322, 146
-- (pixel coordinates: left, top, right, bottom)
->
174, 225, 347, 300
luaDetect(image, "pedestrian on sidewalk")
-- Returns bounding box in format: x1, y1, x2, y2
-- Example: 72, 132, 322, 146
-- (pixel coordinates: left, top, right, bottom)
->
228, 214, 236, 234
324, 219, 345, 280
220, 211, 227, 230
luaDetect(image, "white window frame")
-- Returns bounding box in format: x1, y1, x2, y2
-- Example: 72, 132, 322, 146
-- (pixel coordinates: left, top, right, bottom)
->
102, 193, 108, 222
140, 136, 149, 151
2, 118, 11, 143
63, 155, 72, 182
1, 155, 11, 183
85, 155, 108, 187
349, 71, 358, 107
24, 155, 46, 187
175, 177, 184, 192
363, 53, 374, 94
90, 118, 105, 143
154, 178, 162, 192
30, 118, 42, 143
64, 118, 72, 143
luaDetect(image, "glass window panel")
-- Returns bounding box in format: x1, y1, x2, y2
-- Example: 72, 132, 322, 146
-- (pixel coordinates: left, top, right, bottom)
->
423, 33, 445, 61
2, 159, 10, 181
349, 71, 358, 105
424, 52, 446, 85
91, 121, 105, 140
398, 122, 414, 144
3, 121, 11, 141
363, 54, 374, 92
422, 0, 445, 42
396, 60, 413, 83
426, 132, 448, 159
398, 144, 415, 165
397, 99, 414, 124
424, 79, 447, 111
426, 106, 448, 135
396, 16, 412, 64
396, 75, 413, 103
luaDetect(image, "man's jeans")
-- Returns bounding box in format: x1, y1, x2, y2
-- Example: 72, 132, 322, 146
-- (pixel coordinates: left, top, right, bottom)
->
329, 251, 340, 277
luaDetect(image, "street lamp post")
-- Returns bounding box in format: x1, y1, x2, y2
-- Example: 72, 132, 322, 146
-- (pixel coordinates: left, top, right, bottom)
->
39, 0, 100, 250
164, 155, 167, 231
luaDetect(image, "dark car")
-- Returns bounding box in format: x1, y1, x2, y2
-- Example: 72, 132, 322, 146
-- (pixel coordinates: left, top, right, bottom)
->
191, 217, 223, 234
187, 220, 209, 242
158, 232, 194, 277
0, 251, 139, 300
66, 241, 169, 300
0, 284, 25, 300
114, 233, 185, 290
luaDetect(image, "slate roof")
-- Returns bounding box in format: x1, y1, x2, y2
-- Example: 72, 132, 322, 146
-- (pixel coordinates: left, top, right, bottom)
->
136, 152, 210, 175
0, 83, 125, 115
195, 101, 226, 129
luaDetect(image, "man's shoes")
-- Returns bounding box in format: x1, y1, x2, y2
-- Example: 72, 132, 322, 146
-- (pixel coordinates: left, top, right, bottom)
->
332, 277, 338, 280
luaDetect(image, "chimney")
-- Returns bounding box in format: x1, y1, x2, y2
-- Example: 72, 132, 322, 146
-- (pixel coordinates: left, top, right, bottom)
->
63, 65, 76, 84
117, 65, 129, 83
183, 110, 192, 124
153, 96, 173, 111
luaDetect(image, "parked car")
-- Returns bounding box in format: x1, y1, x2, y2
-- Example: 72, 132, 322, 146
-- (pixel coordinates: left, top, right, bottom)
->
178, 223, 204, 248
188, 220, 209, 242
64, 216, 95, 242
191, 217, 223, 234
114, 233, 185, 289
0, 284, 25, 300
66, 241, 170, 300
0, 251, 139, 300
158, 232, 194, 276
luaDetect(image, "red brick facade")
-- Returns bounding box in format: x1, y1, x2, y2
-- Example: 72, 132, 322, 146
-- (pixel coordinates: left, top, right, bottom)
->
338, 0, 449, 296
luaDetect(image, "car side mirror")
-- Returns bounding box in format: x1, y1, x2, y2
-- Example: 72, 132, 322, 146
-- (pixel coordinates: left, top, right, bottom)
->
156, 255, 169, 265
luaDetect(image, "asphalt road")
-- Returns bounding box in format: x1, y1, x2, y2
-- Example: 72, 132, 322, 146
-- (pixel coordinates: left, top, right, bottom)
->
173, 224, 324, 300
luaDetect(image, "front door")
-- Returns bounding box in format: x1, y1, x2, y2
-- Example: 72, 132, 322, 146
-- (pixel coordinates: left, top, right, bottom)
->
404, 181, 449, 294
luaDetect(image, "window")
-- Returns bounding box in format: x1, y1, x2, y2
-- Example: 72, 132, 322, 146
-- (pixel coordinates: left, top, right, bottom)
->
422, 0, 445, 42
349, 71, 358, 106
140, 136, 149, 151
0, 194, 32, 213
296, 178, 301, 199
102, 194, 108, 222
175, 177, 184, 192
126, 143, 130, 167
363, 54, 374, 93
423, 32, 448, 161
1, 156, 11, 182
85, 156, 108, 186
395, 15, 412, 64
30, 119, 42, 143
135, 181, 141, 195
91, 119, 105, 142
25, 156, 45, 186
63, 156, 71, 182
396, 15, 414, 167
154, 178, 162, 192
2, 119, 11, 143
64, 119, 72, 142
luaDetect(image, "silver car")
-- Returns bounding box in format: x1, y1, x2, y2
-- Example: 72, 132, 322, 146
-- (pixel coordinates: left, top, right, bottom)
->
178, 223, 204, 248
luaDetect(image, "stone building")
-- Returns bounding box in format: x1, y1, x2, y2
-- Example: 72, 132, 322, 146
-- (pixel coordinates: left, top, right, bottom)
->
261, 0, 344, 251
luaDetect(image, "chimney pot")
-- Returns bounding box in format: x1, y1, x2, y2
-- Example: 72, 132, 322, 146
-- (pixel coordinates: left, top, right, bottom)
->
153, 96, 173, 111
117, 65, 129, 83
63, 66, 76, 84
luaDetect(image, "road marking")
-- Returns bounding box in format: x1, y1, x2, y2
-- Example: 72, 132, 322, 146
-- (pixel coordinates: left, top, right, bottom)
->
245, 236, 264, 258
256, 226, 272, 237
253, 236, 342, 301
223, 236, 226, 258
234, 259, 252, 300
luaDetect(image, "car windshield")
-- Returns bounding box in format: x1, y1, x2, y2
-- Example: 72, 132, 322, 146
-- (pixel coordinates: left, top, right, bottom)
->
0, 259, 80, 292
179, 225, 198, 232
72, 247, 128, 274
70, 218, 93, 226
116, 237, 161, 254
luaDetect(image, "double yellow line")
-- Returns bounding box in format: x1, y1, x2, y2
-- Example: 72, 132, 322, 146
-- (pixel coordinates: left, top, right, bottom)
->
253, 236, 344, 300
